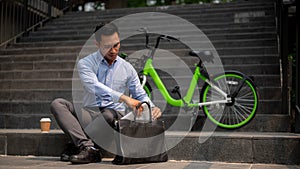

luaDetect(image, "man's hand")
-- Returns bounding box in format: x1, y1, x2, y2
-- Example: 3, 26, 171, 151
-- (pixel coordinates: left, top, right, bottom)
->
119, 95, 162, 119
119, 95, 143, 116
152, 107, 162, 120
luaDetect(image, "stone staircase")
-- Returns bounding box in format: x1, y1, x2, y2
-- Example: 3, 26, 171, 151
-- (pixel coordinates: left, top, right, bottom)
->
0, 0, 284, 131
1, 0, 299, 165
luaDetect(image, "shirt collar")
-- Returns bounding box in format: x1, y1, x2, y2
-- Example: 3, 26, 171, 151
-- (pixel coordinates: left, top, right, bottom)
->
97, 50, 119, 66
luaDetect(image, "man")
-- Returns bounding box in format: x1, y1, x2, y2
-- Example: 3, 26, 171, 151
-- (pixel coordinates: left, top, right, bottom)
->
50, 23, 162, 164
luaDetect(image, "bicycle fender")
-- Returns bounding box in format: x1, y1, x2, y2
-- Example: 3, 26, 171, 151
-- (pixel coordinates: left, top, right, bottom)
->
222, 70, 257, 89
200, 70, 258, 102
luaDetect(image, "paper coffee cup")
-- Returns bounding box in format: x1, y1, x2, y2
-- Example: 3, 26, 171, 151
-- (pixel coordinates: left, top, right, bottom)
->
40, 118, 51, 133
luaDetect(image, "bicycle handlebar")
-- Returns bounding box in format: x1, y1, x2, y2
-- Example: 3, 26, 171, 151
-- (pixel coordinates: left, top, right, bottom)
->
155, 35, 179, 48
137, 27, 178, 49
137, 27, 214, 63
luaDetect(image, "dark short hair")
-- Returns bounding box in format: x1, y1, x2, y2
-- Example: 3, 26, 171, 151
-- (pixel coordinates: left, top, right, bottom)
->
94, 23, 119, 42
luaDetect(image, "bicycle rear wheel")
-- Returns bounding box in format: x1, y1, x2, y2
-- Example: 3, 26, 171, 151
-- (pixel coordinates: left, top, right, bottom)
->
201, 72, 258, 129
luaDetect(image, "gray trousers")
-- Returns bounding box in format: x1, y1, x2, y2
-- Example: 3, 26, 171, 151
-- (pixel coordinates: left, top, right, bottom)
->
50, 98, 123, 149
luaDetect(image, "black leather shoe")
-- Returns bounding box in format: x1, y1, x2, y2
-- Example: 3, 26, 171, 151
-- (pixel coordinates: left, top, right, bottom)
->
70, 146, 102, 164
60, 143, 79, 162
112, 155, 123, 165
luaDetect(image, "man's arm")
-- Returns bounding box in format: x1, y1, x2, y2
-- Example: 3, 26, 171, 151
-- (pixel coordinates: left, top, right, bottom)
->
77, 58, 122, 103
126, 64, 162, 119
126, 65, 154, 105
78, 57, 143, 111
119, 94, 161, 119
119, 94, 140, 110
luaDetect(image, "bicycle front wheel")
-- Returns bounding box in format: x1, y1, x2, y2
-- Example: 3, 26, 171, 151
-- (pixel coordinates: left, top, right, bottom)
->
201, 72, 258, 129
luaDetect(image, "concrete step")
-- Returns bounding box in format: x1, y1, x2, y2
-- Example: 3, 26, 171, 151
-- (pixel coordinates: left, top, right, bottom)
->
0, 70, 281, 91
54, 10, 275, 20
0, 113, 59, 129
0, 61, 75, 71
149, 54, 279, 65
0, 53, 279, 70
0, 0, 282, 134
0, 69, 74, 79
0, 53, 78, 62
0, 89, 74, 102
15, 34, 277, 48
168, 131, 300, 164
0, 100, 283, 124
140, 64, 280, 75
0, 46, 278, 60
19, 30, 277, 43
13, 40, 276, 57
133, 74, 280, 87
163, 113, 289, 132
0, 79, 72, 90
0, 53, 279, 65
1, 156, 299, 169
0, 81, 279, 103
0, 82, 281, 101
62, 9, 273, 21
0, 65, 280, 85
60, 3, 275, 19
48, 15, 274, 28
0, 46, 81, 55
1, 130, 299, 164
0, 97, 283, 115
37, 21, 276, 33
56, 8, 275, 23
124, 47, 278, 60
155, 99, 282, 115
121, 38, 277, 49
24, 30, 276, 46
46, 7, 275, 30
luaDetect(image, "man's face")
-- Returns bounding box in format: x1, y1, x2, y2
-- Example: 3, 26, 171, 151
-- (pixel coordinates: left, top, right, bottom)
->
98, 32, 120, 64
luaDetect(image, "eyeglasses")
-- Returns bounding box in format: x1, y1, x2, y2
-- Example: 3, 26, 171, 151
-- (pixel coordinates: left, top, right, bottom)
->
101, 42, 120, 50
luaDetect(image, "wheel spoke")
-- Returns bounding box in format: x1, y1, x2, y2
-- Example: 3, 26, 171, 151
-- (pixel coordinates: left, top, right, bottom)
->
202, 73, 258, 128
238, 96, 254, 101
235, 103, 254, 109
209, 104, 224, 121
234, 106, 248, 120
235, 102, 252, 116
210, 88, 224, 98
233, 106, 244, 123
237, 90, 253, 99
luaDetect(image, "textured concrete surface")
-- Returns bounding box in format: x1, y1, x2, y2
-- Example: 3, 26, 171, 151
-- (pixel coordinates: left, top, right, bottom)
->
1, 130, 300, 165
0, 156, 300, 169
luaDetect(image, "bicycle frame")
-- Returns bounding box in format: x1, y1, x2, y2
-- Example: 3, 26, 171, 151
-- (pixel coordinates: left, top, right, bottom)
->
134, 30, 258, 129
142, 57, 231, 108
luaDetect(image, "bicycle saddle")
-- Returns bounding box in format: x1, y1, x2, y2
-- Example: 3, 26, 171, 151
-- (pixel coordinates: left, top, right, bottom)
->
189, 50, 214, 63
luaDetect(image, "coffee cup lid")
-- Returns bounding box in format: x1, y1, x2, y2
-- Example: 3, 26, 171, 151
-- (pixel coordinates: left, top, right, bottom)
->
40, 118, 51, 122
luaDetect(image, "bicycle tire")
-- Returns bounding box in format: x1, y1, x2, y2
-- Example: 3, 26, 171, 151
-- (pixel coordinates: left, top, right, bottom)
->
200, 72, 258, 129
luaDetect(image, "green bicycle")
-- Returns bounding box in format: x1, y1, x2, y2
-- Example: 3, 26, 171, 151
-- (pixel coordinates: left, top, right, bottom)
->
125, 29, 259, 129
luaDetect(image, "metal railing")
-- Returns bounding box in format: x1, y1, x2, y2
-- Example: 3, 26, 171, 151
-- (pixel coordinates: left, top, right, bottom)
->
0, 0, 69, 48
275, 0, 288, 118
295, 0, 299, 133
275, 0, 299, 132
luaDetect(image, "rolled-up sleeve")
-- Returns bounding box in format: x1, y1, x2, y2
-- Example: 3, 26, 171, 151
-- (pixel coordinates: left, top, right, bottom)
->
127, 64, 155, 107
77, 59, 123, 103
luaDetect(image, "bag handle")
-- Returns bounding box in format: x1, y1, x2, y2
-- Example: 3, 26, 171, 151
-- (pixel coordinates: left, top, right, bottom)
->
134, 101, 152, 122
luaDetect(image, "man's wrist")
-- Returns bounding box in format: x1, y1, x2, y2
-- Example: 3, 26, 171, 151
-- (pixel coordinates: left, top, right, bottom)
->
119, 94, 128, 103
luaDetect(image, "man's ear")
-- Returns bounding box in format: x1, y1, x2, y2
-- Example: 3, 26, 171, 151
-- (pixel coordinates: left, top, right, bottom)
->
94, 40, 100, 48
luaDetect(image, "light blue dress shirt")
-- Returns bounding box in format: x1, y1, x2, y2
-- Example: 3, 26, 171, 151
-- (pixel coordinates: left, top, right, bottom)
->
77, 51, 154, 113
